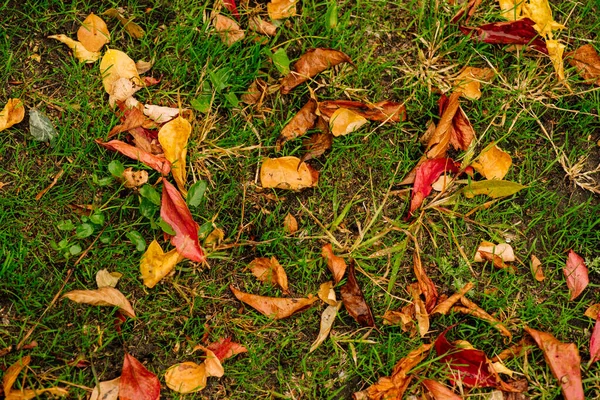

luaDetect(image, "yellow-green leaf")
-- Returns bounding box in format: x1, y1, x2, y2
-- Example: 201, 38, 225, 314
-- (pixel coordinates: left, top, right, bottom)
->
462, 180, 526, 198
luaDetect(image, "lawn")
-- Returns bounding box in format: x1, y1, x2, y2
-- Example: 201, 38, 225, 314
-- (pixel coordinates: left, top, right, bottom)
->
1, 0, 600, 399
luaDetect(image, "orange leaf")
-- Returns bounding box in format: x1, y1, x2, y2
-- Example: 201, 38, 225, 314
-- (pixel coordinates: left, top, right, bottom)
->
0, 99, 25, 132
531, 254, 545, 281
431, 281, 474, 315
260, 156, 319, 190
422, 379, 462, 400
564, 250, 588, 301
165, 362, 207, 394
248, 257, 289, 293
453, 66, 495, 100
96, 139, 171, 175
318, 100, 406, 123
267, 0, 298, 20
119, 353, 160, 400
63, 287, 135, 318
568, 44, 600, 85
48, 34, 101, 63
77, 13, 110, 52
471, 142, 512, 180
412, 251, 438, 312
280, 48, 352, 94
321, 244, 347, 284
3, 356, 68, 399
329, 108, 368, 136
283, 213, 298, 234
585, 303, 600, 320
213, 14, 244, 46
230, 285, 318, 319
426, 92, 460, 159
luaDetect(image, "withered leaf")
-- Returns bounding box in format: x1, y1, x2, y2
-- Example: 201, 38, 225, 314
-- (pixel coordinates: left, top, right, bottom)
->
474, 242, 515, 262
453, 66, 495, 100
260, 156, 319, 190
521, 0, 565, 39
280, 48, 352, 94
103, 8, 145, 39
412, 251, 438, 312
100, 49, 143, 96
460, 18, 548, 54
431, 281, 474, 315
96, 269, 122, 288
48, 34, 101, 63
277, 99, 318, 149
96, 139, 170, 175
248, 257, 289, 293
321, 243, 347, 284
283, 213, 298, 234
121, 168, 148, 188
408, 283, 429, 337
267, 0, 298, 20
456, 296, 512, 340
158, 116, 191, 196
0, 99, 25, 132
568, 44, 600, 86
318, 281, 337, 306
213, 14, 244, 46
310, 301, 342, 353
164, 362, 208, 394
63, 287, 135, 318
3, 356, 69, 399
140, 240, 183, 288
90, 377, 120, 400
230, 285, 318, 319
77, 13, 110, 52
422, 379, 462, 400
409, 157, 460, 216
319, 100, 406, 123
301, 133, 333, 162
471, 142, 512, 180
329, 108, 368, 137
206, 337, 247, 361
248, 16, 277, 36
547, 40, 566, 81
340, 261, 375, 327
241, 79, 268, 105
531, 255, 545, 281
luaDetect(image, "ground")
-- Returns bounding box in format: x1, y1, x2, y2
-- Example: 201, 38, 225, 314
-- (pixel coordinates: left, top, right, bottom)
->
1, 0, 600, 399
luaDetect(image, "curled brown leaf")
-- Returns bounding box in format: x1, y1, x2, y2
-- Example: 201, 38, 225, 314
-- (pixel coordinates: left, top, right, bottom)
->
280, 48, 352, 94
340, 261, 375, 327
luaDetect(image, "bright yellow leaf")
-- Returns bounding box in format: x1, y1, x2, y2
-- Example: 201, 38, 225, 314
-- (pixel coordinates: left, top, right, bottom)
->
498, 0, 523, 20
546, 40, 566, 81
158, 116, 191, 196
521, 0, 565, 39
0, 99, 25, 132
330, 108, 368, 137
100, 49, 143, 96
140, 240, 184, 288
471, 142, 512, 180
48, 34, 101, 63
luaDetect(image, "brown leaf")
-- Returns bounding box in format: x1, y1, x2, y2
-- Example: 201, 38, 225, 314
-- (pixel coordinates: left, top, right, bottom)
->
492, 337, 533, 362
3, 356, 68, 400
63, 287, 135, 318
280, 48, 352, 94
585, 304, 600, 320
471, 142, 512, 180
241, 79, 268, 105
0, 99, 25, 132
318, 100, 406, 123
568, 44, 600, 85
277, 99, 318, 148
95, 269, 122, 288
321, 243, 347, 284
119, 353, 160, 400
248, 16, 277, 36
340, 261, 375, 327
283, 213, 298, 234
310, 301, 342, 353
408, 283, 429, 337
531, 254, 545, 281
453, 66, 495, 100
213, 14, 244, 46
564, 250, 588, 301
121, 168, 148, 188
413, 248, 438, 313
455, 296, 512, 340
267, 0, 298, 20
77, 13, 110, 52
103, 8, 145, 39
426, 92, 460, 158
136, 60, 154, 74
422, 379, 462, 400
525, 327, 583, 400
108, 103, 155, 138
90, 377, 120, 400
259, 156, 319, 190
301, 133, 333, 162
431, 281, 474, 315
382, 306, 416, 335
248, 257, 289, 293
230, 285, 318, 319
477, 250, 514, 271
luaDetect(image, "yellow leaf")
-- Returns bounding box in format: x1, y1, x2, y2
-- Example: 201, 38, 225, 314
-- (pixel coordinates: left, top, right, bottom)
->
204, 227, 225, 248
453, 67, 495, 100
48, 34, 101, 63
77, 13, 110, 52
100, 49, 143, 96
89, 377, 120, 400
267, 0, 298, 19
3, 356, 68, 400
260, 156, 319, 190
330, 108, 368, 137
471, 142, 512, 180
165, 362, 208, 394
158, 116, 191, 196
140, 240, 184, 288
521, 0, 565, 39
95, 269, 122, 288
498, 0, 523, 20
0, 99, 25, 132
546, 40, 566, 81
63, 287, 136, 318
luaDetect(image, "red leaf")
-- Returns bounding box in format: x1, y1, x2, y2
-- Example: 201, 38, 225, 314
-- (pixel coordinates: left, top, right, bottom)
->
460, 18, 548, 54
422, 379, 462, 399
207, 337, 248, 362
318, 100, 406, 123
143, 76, 161, 86
590, 315, 600, 364
564, 250, 588, 301
409, 158, 459, 216
340, 260, 375, 327
161, 180, 205, 262
119, 353, 160, 400
525, 327, 583, 400
451, 0, 482, 24
223, 0, 240, 20
96, 139, 171, 175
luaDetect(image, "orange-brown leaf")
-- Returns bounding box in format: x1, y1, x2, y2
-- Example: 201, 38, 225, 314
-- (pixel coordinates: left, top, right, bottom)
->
63, 287, 135, 318
230, 285, 318, 319
321, 244, 347, 284
0, 99, 25, 132
248, 257, 289, 293
340, 261, 375, 327
277, 99, 318, 148
568, 44, 600, 85
471, 142, 512, 180
422, 379, 462, 400
412, 250, 438, 312
241, 79, 268, 105
431, 281, 474, 315
213, 14, 244, 46
531, 254, 545, 281
453, 67, 495, 100
280, 48, 352, 94
319, 100, 406, 123
283, 213, 298, 234
77, 13, 110, 52
260, 156, 319, 190
267, 0, 298, 19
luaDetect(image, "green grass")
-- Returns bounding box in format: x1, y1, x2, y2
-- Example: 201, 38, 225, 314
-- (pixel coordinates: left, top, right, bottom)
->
2, 0, 600, 398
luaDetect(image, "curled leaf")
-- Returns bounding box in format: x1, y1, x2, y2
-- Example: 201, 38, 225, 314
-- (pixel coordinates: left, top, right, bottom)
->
63, 287, 135, 318
96, 140, 171, 175
3, 356, 69, 399
100, 49, 143, 96
280, 48, 352, 94
460, 18, 548, 54
546, 40, 566, 81
249, 16, 277, 36
321, 243, 347, 284
230, 285, 318, 319
409, 158, 459, 216
248, 257, 289, 293
140, 240, 184, 288
260, 156, 319, 190
48, 34, 101, 63
422, 379, 462, 400
158, 116, 191, 195
318, 281, 337, 306
474, 242, 515, 262
431, 281, 474, 315
564, 250, 588, 301
119, 353, 160, 400
319, 100, 406, 123
144, 105, 179, 124
0, 99, 25, 132
77, 13, 110, 52
213, 14, 244, 46
340, 261, 375, 327
310, 301, 342, 353
568, 44, 600, 86
531, 254, 545, 281
277, 99, 318, 148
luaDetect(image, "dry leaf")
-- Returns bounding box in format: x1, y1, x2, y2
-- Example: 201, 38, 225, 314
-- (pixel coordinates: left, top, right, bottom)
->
109, 78, 142, 107
521, 0, 565, 39
267, 0, 298, 20
158, 116, 191, 195
301, 132, 333, 162
206, 337, 247, 361
103, 8, 145, 39
96, 139, 171, 175
568, 44, 600, 85
341, 261, 375, 327
280, 48, 352, 94
319, 100, 406, 123
140, 240, 184, 288
165, 362, 207, 394
585, 304, 600, 320
90, 377, 120, 400
547, 40, 566, 81
426, 92, 462, 158
422, 379, 462, 400
248, 257, 289, 293
100, 49, 143, 96
96, 269, 122, 288
564, 250, 588, 301
77, 13, 110, 52
474, 242, 515, 262
330, 108, 368, 137
204, 228, 225, 247
412, 251, 438, 312
260, 156, 319, 190
498, 0, 523, 20
321, 243, 347, 284
408, 283, 429, 337
310, 301, 342, 353
213, 14, 244, 46
0, 99, 25, 132
121, 168, 148, 188
136, 60, 154, 74
277, 99, 318, 148
472, 142, 512, 180
283, 213, 298, 234
48, 34, 101, 63
318, 281, 337, 306
432, 281, 474, 315
590, 316, 600, 363
63, 287, 135, 318
453, 67, 495, 100
3, 356, 69, 400
455, 296, 512, 339
531, 255, 544, 281
249, 16, 277, 36
230, 285, 318, 319
241, 79, 267, 105
119, 353, 160, 400
144, 105, 179, 123
382, 306, 416, 335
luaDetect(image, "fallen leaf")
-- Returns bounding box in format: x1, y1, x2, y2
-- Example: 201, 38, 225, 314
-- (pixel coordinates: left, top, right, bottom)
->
455, 296, 512, 339
462, 180, 526, 198
96, 140, 171, 175
206, 337, 247, 361
121, 168, 148, 188
103, 8, 145, 38
319, 100, 406, 123
524, 327, 583, 400
451, 0, 482, 23
248, 16, 277, 36
158, 116, 191, 195
259, 156, 319, 190
498, 0, 523, 20
136, 60, 154, 74
204, 228, 225, 247
530, 255, 545, 281
492, 338, 533, 362
521, 0, 565, 39
230, 285, 319, 319
590, 316, 600, 363
109, 102, 156, 137
48, 34, 101, 63
283, 213, 298, 234
2, 356, 69, 400
144, 105, 179, 123
77, 13, 110, 52
96, 269, 122, 288
568, 44, 600, 85
453, 67, 495, 100
382, 305, 416, 335
585, 304, 600, 320
29, 108, 58, 142
472, 142, 512, 180
109, 78, 142, 107
0, 99, 25, 132
277, 99, 318, 148
408, 283, 429, 337
564, 250, 588, 301
161, 179, 205, 262
63, 287, 135, 318
432, 92, 475, 155
341, 261, 375, 327
90, 377, 120, 400
330, 108, 368, 137
477, 251, 514, 271
268, 0, 298, 20
460, 18, 548, 54
431, 281, 474, 315
100, 49, 143, 96
321, 243, 347, 284
318, 281, 337, 306
165, 362, 207, 394
248, 257, 289, 293
119, 353, 160, 400
422, 379, 462, 400
280, 48, 352, 94
409, 158, 460, 216
310, 301, 342, 353
213, 14, 245, 46
140, 240, 184, 288
223, 0, 240, 19
362, 343, 433, 399
241, 78, 268, 105
301, 132, 333, 162
546, 40, 566, 81
474, 242, 515, 262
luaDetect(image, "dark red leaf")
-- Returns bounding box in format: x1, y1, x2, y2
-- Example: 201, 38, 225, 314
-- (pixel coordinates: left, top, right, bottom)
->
119, 353, 160, 400
207, 337, 248, 362
460, 18, 548, 54
96, 139, 171, 175
319, 100, 406, 123
161, 180, 205, 262
223, 0, 240, 20
340, 260, 375, 327
408, 158, 459, 216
